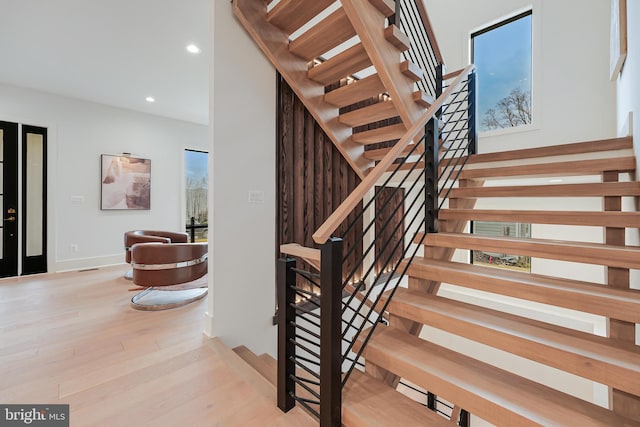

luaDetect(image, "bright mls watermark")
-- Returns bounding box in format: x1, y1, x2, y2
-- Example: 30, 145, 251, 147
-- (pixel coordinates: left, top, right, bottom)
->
1, 405, 69, 426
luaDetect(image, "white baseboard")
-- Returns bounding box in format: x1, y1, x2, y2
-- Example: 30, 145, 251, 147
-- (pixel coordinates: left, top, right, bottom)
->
53, 254, 124, 273
203, 311, 215, 337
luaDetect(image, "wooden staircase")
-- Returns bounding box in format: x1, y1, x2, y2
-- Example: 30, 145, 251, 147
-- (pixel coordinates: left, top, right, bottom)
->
354, 136, 640, 425
234, 0, 434, 178
235, 1, 640, 425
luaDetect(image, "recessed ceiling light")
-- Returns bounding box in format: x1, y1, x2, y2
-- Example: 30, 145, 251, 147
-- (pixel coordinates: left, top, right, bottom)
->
186, 44, 201, 54
549, 179, 563, 183
145, 96, 155, 103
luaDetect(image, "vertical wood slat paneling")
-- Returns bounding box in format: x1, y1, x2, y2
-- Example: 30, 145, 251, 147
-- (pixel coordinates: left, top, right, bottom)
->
374, 186, 406, 276
278, 79, 295, 253
276, 74, 363, 283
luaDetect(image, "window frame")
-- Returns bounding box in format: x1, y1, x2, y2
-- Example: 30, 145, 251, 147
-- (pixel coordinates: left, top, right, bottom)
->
470, 8, 537, 137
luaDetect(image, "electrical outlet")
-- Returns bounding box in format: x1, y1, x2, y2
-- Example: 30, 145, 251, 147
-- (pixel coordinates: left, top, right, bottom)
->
70, 244, 78, 253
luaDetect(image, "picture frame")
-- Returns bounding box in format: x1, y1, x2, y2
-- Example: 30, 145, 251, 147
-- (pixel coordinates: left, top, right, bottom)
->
101, 154, 151, 210
610, 0, 627, 80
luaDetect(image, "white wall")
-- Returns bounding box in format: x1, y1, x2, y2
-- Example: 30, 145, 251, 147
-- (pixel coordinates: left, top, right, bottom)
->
425, 0, 617, 153
0, 83, 208, 272
207, 0, 278, 356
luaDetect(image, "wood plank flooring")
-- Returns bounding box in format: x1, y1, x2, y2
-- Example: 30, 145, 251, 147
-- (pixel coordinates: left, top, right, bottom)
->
0, 265, 314, 426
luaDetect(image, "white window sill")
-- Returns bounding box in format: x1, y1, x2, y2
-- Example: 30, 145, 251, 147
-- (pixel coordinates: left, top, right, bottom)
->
479, 122, 539, 139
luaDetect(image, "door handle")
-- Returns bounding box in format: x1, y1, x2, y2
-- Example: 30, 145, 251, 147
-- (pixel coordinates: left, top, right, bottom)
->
4, 216, 15, 222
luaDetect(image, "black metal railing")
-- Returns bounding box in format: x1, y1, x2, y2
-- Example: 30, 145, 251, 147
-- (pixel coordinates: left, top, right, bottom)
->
391, 0, 445, 99
277, 66, 476, 427
186, 216, 208, 243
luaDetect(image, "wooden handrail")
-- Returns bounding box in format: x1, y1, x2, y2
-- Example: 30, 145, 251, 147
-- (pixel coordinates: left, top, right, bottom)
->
280, 243, 321, 271
312, 64, 475, 244
414, 0, 444, 66
442, 67, 466, 81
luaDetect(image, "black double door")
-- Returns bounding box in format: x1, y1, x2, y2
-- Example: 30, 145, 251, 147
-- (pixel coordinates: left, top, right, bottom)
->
0, 121, 47, 277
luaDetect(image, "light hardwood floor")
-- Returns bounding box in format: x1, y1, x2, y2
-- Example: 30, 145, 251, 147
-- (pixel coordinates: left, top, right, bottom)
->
0, 265, 315, 426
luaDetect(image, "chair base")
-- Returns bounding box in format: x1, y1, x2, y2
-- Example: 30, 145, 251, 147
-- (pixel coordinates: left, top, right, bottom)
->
130, 287, 208, 311
124, 270, 133, 280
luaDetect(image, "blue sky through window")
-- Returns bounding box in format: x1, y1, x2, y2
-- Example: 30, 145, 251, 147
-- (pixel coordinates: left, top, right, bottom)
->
473, 14, 532, 131
185, 149, 208, 188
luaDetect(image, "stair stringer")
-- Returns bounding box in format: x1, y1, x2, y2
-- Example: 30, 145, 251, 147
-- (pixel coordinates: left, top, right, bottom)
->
233, 0, 370, 178
342, 0, 427, 130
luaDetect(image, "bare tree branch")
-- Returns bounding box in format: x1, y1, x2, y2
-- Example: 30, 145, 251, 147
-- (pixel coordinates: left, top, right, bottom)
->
482, 88, 531, 130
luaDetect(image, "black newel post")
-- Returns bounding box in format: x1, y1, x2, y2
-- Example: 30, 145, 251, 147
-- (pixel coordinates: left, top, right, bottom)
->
425, 117, 439, 234
388, 0, 401, 26
467, 69, 478, 155
459, 409, 470, 427
427, 392, 437, 411
277, 257, 296, 412
320, 237, 343, 426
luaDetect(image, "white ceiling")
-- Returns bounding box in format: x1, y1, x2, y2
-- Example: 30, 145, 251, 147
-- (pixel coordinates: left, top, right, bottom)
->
0, 0, 210, 125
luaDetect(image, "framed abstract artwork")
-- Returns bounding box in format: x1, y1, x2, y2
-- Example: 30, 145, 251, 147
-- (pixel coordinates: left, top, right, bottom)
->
610, 0, 627, 80
101, 154, 151, 210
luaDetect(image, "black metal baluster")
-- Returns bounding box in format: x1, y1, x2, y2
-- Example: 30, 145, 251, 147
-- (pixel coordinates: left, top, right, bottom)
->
277, 257, 296, 412
467, 70, 478, 155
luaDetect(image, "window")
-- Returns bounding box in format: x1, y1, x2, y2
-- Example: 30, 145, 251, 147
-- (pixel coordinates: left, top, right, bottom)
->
472, 11, 532, 132
185, 149, 209, 242
471, 221, 531, 272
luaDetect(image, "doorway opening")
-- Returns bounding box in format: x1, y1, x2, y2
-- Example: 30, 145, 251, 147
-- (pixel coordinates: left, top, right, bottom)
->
0, 121, 48, 278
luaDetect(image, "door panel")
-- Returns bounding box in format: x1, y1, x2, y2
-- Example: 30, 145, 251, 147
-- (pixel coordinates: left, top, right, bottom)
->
22, 125, 47, 275
0, 121, 19, 277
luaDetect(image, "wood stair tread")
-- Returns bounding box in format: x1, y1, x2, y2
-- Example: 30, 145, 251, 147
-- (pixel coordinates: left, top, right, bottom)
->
356, 326, 637, 426
438, 208, 640, 228
384, 289, 640, 396
400, 60, 424, 82
448, 181, 640, 198
308, 43, 372, 85
466, 136, 633, 165
267, 0, 335, 35
368, 0, 395, 17
402, 257, 640, 323
232, 345, 277, 386
289, 8, 356, 61
364, 143, 422, 161
423, 231, 640, 269
413, 90, 434, 107
384, 25, 410, 52
457, 156, 636, 180
353, 123, 407, 145
343, 369, 451, 427
339, 101, 398, 127
324, 74, 386, 108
